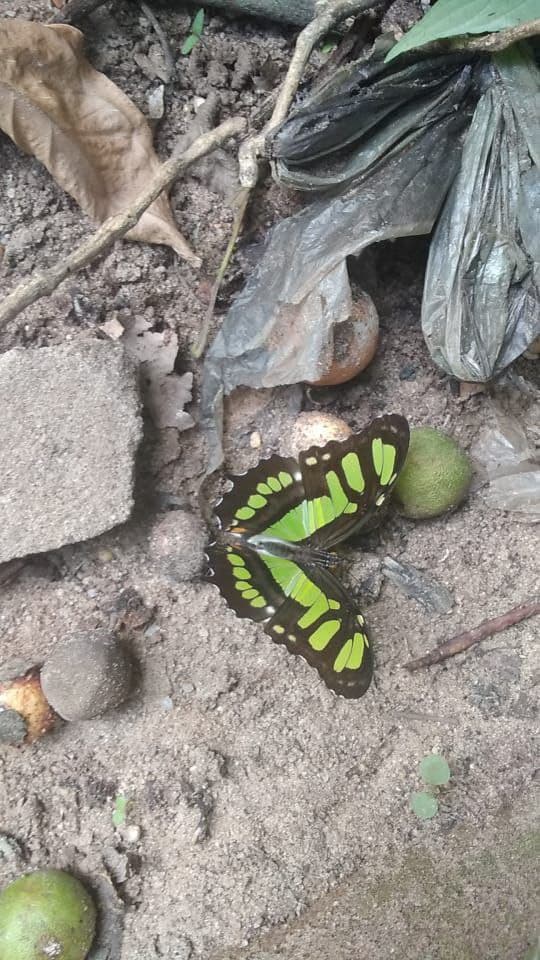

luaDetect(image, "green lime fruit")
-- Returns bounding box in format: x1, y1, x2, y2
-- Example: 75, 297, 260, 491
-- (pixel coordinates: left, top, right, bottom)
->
394, 426, 473, 519
0, 869, 96, 960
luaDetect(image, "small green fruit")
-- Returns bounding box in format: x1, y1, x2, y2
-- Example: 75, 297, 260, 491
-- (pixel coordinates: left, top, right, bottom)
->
394, 426, 473, 519
0, 869, 96, 960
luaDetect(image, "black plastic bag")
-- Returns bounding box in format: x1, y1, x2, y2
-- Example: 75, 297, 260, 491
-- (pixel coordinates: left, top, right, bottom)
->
422, 45, 540, 381
201, 55, 475, 471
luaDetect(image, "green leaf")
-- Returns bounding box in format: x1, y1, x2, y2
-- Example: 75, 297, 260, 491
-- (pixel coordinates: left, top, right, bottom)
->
385, 0, 539, 62
181, 33, 199, 56
192, 8, 205, 38
112, 793, 129, 828
411, 791, 439, 820
419, 754, 451, 786
320, 40, 337, 54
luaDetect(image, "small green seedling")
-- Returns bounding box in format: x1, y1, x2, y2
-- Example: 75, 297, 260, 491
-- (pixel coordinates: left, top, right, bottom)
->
112, 793, 129, 828
411, 754, 451, 820
181, 9, 205, 56
320, 39, 337, 54
524, 938, 540, 960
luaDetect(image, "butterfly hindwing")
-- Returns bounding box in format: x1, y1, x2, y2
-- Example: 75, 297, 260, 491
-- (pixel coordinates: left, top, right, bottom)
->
206, 540, 283, 622
260, 555, 372, 699
208, 540, 372, 698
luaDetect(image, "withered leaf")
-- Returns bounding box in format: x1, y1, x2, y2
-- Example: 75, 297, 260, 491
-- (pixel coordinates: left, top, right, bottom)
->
0, 19, 200, 266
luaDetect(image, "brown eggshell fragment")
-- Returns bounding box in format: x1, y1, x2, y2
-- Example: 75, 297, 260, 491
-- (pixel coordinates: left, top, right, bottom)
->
0, 667, 56, 744
285, 412, 352, 458
308, 291, 379, 387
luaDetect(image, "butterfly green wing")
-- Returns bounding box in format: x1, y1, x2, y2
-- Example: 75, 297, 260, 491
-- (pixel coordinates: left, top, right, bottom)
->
207, 541, 372, 698
258, 414, 409, 549
206, 538, 284, 622
213, 453, 305, 537
261, 552, 372, 698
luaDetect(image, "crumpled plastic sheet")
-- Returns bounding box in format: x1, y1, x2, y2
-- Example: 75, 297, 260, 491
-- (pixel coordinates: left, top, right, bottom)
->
271, 53, 474, 190
201, 56, 475, 472
474, 412, 540, 516
382, 556, 454, 615
421, 46, 540, 381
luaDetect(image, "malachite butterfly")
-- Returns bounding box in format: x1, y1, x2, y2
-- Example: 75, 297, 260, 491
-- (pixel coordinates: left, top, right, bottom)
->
207, 414, 409, 699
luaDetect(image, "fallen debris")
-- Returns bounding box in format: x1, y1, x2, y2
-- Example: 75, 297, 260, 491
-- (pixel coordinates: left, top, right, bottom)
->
0, 20, 197, 264
382, 557, 454, 615
0, 115, 246, 329
405, 600, 540, 671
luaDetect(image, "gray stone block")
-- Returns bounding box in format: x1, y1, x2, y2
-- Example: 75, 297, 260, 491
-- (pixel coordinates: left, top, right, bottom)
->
0, 341, 142, 561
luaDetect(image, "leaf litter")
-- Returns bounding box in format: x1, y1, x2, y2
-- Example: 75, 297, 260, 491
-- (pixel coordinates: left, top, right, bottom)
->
0, 19, 200, 266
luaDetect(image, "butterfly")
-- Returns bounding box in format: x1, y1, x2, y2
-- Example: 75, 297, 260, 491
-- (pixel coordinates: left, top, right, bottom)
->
207, 414, 409, 699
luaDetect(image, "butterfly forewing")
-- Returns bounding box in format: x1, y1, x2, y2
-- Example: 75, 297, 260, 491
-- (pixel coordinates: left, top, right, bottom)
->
213, 453, 305, 537
298, 414, 409, 548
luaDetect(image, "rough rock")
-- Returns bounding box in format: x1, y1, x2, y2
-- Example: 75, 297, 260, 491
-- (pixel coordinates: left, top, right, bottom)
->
40, 630, 134, 722
0, 341, 142, 562
147, 510, 206, 582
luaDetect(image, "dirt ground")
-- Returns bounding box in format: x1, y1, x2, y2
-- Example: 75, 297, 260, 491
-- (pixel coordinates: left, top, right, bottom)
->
0, 2, 539, 959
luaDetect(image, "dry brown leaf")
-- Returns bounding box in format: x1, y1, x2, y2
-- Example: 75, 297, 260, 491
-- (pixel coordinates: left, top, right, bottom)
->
0, 19, 200, 266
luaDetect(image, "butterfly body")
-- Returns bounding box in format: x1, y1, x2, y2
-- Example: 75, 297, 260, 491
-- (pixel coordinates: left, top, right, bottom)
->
208, 414, 409, 699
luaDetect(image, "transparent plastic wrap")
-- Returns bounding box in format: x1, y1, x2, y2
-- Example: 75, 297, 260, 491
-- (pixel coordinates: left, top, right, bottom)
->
421, 46, 540, 382
474, 412, 540, 516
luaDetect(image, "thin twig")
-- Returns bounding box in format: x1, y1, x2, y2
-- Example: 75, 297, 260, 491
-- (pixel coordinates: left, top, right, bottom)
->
139, 0, 176, 83
0, 117, 246, 330
238, 0, 388, 186
50, 0, 108, 23
453, 19, 540, 53
192, 186, 251, 358
404, 600, 540, 672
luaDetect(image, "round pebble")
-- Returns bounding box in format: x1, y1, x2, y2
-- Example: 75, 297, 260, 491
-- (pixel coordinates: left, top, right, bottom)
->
284, 412, 352, 458
308, 291, 379, 387
41, 631, 133, 722
147, 510, 206, 582
0, 708, 27, 745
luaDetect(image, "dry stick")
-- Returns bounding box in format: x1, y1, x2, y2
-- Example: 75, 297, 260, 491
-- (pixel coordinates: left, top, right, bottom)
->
199, 1, 386, 353
50, 0, 108, 23
404, 600, 540, 672
456, 18, 540, 52
139, 0, 176, 82
0, 117, 246, 330
192, 186, 251, 358
199, 1, 386, 354
238, 0, 388, 186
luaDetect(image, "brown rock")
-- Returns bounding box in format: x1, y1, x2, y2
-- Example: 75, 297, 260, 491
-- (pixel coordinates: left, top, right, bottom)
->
41, 631, 133, 722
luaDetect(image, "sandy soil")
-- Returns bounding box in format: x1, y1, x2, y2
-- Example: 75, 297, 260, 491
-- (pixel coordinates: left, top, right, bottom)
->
0, 2, 538, 959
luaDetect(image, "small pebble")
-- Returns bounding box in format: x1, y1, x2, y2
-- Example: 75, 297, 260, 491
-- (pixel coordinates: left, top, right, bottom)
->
41, 630, 134, 722
0, 707, 27, 745
249, 430, 261, 449
147, 511, 206, 582
95, 547, 114, 563
285, 412, 352, 458
124, 824, 141, 845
